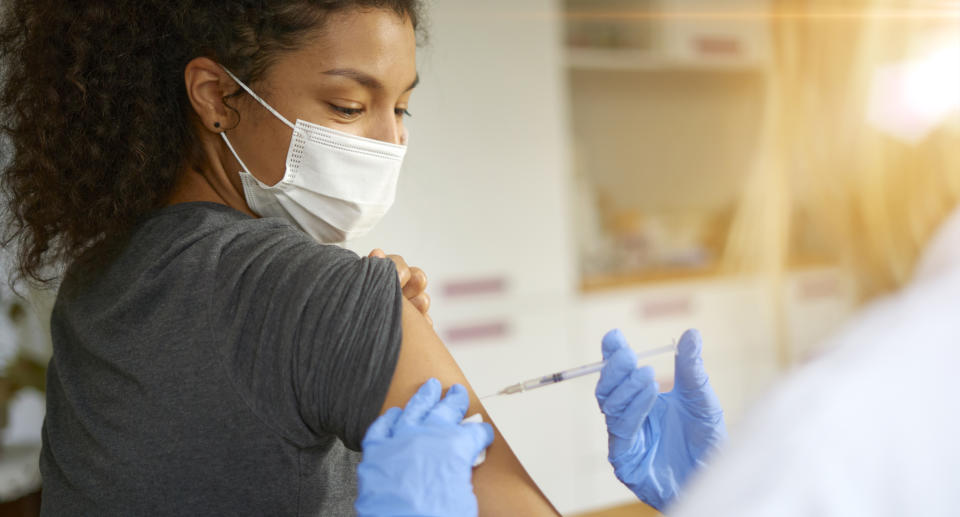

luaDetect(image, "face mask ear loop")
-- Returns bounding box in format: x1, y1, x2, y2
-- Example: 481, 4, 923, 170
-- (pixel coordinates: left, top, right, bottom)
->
220, 132, 255, 178
220, 66, 296, 130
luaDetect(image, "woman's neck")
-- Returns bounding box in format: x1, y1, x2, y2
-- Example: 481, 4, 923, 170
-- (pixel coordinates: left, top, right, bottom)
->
167, 137, 256, 218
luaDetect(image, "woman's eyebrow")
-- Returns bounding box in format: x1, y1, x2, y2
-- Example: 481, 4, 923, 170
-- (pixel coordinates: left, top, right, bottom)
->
322, 68, 420, 92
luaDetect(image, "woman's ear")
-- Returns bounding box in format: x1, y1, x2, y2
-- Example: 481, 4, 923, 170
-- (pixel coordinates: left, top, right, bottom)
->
184, 57, 238, 133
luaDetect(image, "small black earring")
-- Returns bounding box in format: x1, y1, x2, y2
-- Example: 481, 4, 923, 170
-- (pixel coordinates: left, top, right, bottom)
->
214, 122, 221, 129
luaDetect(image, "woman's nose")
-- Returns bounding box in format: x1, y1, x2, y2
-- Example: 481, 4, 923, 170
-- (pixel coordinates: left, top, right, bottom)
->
367, 113, 404, 145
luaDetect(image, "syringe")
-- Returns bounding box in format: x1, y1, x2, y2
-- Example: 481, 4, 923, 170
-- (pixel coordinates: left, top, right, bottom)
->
481, 342, 677, 399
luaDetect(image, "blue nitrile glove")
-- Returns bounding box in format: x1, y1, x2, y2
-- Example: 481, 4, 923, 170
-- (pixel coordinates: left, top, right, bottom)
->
596, 329, 727, 512
355, 378, 494, 517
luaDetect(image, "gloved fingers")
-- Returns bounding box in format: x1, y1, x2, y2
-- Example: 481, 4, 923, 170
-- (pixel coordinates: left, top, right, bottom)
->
610, 378, 659, 440
601, 328, 630, 360
673, 329, 709, 394
596, 345, 639, 402
364, 406, 403, 444
424, 383, 470, 426
601, 366, 655, 414
396, 378, 442, 431
601, 366, 657, 423
462, 422, 495, 457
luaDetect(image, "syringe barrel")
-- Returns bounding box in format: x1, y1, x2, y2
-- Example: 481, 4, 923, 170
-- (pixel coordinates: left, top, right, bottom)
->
494, 342, 676, 397
556, 360, 606, 380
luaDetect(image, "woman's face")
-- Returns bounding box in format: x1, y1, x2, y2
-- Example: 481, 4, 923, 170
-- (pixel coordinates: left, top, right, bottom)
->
223, 8, 418, 187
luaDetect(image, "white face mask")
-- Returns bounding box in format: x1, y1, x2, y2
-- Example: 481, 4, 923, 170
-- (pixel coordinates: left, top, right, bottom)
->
219, 67, 407, 243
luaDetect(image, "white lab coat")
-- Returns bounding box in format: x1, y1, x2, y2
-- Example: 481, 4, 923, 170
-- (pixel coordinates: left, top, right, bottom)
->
672, 208, 960, 517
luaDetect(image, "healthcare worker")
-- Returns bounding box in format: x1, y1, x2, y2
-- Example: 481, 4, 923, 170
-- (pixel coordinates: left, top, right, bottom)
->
0, 1, 559, 515
352, 0, 960, 515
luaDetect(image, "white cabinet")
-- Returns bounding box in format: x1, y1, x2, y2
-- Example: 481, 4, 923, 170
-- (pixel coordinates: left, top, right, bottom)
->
566, 0, 769, 71
781, 268, 857, 364
576, 278, 779, 415
656, 0, 769, 69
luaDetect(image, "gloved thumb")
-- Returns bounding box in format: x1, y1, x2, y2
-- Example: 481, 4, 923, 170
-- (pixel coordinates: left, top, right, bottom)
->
605, 367, 658, 441
673, 329, 709, 394
673, 329, 725, 424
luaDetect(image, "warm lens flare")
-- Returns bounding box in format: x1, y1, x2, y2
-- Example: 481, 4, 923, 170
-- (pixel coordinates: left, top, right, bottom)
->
502, 2, 960, 21
869, 41, 960, 142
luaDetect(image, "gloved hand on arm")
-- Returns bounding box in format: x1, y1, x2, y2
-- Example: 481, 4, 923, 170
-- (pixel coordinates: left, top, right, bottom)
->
355, 378, 494, 517
596, 329, 727, 512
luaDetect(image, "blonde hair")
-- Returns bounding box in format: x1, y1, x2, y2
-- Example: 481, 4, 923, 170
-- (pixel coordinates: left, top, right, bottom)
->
726, 0, 960, 300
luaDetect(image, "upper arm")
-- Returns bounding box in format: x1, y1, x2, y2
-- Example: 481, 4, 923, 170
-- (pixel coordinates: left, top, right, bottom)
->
380, 297, 559, 517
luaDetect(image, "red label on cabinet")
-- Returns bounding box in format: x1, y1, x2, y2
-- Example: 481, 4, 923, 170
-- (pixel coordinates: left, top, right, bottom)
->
640, 296, 692, 319
443, 321, 510, 344
442, 277, 508, 298
797, 275, 841, 300
695, 36, 742, 57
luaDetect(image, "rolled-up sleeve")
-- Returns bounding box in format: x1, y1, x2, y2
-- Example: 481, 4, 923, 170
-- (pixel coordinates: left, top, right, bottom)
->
211, 223, 403, 451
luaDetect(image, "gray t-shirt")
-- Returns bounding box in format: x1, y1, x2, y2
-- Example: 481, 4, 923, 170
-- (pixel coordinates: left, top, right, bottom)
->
39, 202, 403, 516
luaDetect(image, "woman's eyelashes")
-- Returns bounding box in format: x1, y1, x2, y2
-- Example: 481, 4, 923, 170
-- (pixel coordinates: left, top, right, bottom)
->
327, 103, 412, 120
329, 104, 363, 119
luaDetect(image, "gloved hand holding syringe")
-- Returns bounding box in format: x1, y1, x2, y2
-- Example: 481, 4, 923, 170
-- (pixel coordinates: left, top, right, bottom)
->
481, 340, 677, 399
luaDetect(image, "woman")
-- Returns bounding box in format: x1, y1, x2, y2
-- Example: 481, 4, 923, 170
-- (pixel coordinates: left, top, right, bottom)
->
354, 1, 960, 515
0, 1, 557, 515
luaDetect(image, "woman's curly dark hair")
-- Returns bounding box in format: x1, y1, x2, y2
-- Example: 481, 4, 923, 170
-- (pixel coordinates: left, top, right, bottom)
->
0, 0, 423, 285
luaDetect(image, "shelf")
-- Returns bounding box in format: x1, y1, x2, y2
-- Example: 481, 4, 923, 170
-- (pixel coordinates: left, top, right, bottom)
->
566, 47, 764, 72
580, 257, 840, 293
581, 264, 723, 292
